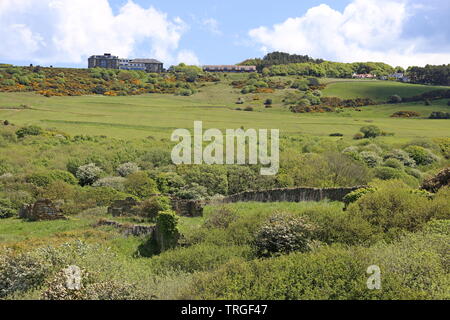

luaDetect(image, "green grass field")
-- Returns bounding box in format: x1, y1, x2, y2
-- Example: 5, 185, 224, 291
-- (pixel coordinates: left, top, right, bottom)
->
0, 79, 449, 141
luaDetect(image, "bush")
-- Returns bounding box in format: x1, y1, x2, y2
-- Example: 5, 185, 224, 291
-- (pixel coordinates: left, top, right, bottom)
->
155, 210, 180, 252
76, 163, 103, 186
150, 244, 250, 274
329, 133, 344, 137
384, 149, 416, 167
0, 198, 15, 219
204, 207, 238, 229
92, 176, 126, 191
360, 125, 382, 138
353, 132, 364, 140
0, 251, 51, 298
404, 146, 439, 166
347, 180, 446, 235
140, 196, 172, 220
359, 151, 382, 168
16, 125, 43, 139
383, 158, 404, 169
253, 212, 317, 258
374, 166, 404, 180
116, 162, 140, 177
388, 95, 402, 103
343, 187, 376, 208
124, 172, 159, 199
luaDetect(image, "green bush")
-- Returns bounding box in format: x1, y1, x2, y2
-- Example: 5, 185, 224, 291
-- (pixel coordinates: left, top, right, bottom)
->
155, 210, 180, 252
384, 149, 416, 167
347, 180, 446, 235
0, 198, 16, 219
343, 187, 376, 207
150, 244, 250, 274
92, 176, 126, 191
204, 206, 238, 229
360, 125, 382, 138
383, 158, 404, 169
16, 126, 43, 139
404, 146, 439, 166
253, 212, 317, 257
124, 171, 159, 199
139, 196, 172, 221
374, 166, 403, 180
359, 151, 382, 168
75, 163, 103, 186
116, 162, 140, 177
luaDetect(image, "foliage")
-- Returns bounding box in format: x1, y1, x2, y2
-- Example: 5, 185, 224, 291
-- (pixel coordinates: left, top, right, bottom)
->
253, 212, 317, 257
404, 146, 439, 166
0, 198, 16, 219
155, 210, 180, 252
123, 172, 159, 199
139, 196, 172, 221
76, 163, 103, 186
116, 162, 140, 177
360, 125, 382, 138
204, 207, 238, 229
16, 125, 43, 139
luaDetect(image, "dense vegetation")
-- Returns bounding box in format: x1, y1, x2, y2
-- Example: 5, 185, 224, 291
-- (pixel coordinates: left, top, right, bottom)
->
0, 61, 449, 300
407, 64, 450, 86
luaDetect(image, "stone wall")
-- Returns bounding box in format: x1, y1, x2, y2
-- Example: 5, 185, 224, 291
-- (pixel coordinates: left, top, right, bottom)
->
221, 186, 362, 204
95, 219, 155, 237
170, 198, 205, 217
19, 199, 66, 221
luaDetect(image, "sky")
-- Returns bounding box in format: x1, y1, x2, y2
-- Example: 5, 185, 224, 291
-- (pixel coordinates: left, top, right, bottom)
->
0, 0, 449, 68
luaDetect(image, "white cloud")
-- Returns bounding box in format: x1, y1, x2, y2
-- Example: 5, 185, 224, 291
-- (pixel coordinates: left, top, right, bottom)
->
0, 0, 199, 66
202, 18, 222, 35
248, 0, 450, 67
176, 50, 200, 65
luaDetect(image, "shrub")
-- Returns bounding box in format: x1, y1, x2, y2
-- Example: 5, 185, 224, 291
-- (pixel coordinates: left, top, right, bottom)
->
92, 176, 126, 191
264, 98, 273, 106
343, 187, 376, 208
139, 196, 172, 221
391, 111, 420, 118
360, 125, 382, 138
388, 95, 402, 103
0, 251, 51, 298
124, 172, 159, 199
374, 166, 404, 180
150, 244, 250, 274
384, 149, 416, 167
353, 132, 364, 140
76, 163, 103, 186
347, 180, 445, 235
155, 210, 180, 252
16, 125, 43, 139
0, 198, 15, 219
244, 106, 254, 112
253, 212, 317, 258
116, 162, 140, 177
383, 158, 404, 169
175, 183, 209, 200
329, 133, 344, 137
404, 146, 439, 166
204, 207, 238, 229
359, 151, 382, 168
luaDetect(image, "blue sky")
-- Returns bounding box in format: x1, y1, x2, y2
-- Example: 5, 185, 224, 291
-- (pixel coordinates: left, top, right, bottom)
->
0, 0, 449, 68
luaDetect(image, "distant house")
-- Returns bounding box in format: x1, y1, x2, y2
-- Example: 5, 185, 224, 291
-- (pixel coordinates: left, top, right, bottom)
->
352, 73, 376, 79
381, 73, 411, 83
88, 53, 163, 73
203, 65, 257, 72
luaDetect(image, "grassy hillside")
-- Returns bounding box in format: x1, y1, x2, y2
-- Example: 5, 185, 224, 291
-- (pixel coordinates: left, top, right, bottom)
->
322, 80, 446, 101
1, 79, 449, 140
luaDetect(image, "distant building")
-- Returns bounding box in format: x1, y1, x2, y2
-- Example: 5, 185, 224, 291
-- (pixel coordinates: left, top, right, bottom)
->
352, 73, 376, 79
381, 73, 411, 83
203, 65, 257, 72
118, 58, 163, 73
88, 53, 163, 73
88, 53, 119, 69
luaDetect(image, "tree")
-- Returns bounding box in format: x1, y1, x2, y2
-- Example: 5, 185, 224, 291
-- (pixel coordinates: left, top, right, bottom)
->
124, 172, 159, 199
360, 125, 382, 139
76, 163, 103, 186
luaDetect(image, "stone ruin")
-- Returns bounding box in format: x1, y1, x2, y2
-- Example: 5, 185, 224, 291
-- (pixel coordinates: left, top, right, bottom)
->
107, 196, 204, 218
107, 197, 141, 217
19, 199, 66, 221
94, 219, 155, 237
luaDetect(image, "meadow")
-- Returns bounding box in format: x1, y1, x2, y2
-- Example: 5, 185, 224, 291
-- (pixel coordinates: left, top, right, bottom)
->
0, 78, 449, 141
0, 69, 449, 300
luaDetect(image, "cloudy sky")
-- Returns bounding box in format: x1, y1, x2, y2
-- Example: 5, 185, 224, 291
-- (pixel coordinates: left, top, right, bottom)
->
0, 0, 449, 68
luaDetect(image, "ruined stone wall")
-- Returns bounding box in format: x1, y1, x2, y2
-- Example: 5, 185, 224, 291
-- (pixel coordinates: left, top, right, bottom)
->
221, 186, 362, 204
